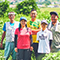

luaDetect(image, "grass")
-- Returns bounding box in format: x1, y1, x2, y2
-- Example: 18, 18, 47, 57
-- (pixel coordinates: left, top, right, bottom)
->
0, 50, 12, 60
40, 8, 60, 13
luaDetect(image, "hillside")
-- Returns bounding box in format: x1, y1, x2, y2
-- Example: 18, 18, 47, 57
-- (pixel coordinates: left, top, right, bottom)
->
36, 0, 60, 3
49, 0, 60, 2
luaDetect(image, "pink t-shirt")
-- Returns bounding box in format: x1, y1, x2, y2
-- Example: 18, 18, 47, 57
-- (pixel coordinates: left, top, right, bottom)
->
15, 28, 32, 49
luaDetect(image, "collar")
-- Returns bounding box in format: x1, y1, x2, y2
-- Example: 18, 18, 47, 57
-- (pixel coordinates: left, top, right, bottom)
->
10, 21, 15, 24
52, 20, 59, 26
41, 28, 48, 32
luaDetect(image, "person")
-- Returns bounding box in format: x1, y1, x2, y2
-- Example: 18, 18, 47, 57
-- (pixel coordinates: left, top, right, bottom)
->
36, 20, 53, 60
14, 17, 33, 60
0, 12, 19, 60
27, 9, 41, 59
48, 11, 60, 52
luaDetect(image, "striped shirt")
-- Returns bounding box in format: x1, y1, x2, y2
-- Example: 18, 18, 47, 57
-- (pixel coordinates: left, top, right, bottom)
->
27, 20, 41, 43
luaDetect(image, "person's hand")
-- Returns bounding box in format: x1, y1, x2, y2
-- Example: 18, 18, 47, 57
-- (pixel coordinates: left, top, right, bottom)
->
15, 47, 18, 52
32, 30, 39, 35
32, 32, 37, 35
0, 42, 3, 48
50, 47, 52, 51
30, 46, 33, 51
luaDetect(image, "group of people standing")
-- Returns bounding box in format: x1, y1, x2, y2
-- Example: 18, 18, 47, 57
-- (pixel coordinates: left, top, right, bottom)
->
0, 9, 60, 60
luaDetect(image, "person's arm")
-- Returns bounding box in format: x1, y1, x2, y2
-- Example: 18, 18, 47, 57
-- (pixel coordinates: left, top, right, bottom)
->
30, 35, 33, 45
32, 28, 41, 32
30, 34, 33, 51
14, 35, 18, 47
49, 40, 52, 50
29, 28, 33, 51
32, 28, 41, 35
36, 32, 39, 41
0, 31, 6, 48
14, 34, 18, 52
14, 28, 18, 52
0, 23, 6, 48
49, 31, 53, 51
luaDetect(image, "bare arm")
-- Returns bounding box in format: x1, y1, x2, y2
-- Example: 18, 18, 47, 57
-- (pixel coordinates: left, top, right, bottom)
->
32, 28, 41, 35
0, 31, 6, 48
32, 28, 41, 32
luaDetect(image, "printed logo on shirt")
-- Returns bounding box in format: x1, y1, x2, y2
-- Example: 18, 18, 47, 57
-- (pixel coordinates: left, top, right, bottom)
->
58, 23, 60, 25
39, 34, 47, 40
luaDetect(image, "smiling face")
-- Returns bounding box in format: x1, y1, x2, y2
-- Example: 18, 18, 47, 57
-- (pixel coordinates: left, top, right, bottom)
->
41, 23, 48, 31
8, 14, 15, 21
30, 11, 37, 19
20, 19, 27, 27
51, 14, 58, 25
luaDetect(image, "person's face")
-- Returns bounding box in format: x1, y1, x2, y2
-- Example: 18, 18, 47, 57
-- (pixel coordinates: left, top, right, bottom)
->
41, 23, 47, 30
51, 14, 58, 25
20, 19, 27, 27
30, 11, 37, 19
8, 14, 15, 20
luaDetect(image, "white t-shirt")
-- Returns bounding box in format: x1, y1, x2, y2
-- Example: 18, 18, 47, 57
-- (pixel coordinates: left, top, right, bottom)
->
37, 28, 53, 53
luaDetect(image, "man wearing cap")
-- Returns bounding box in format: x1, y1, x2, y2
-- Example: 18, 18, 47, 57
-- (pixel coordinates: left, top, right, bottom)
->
27, 9, 41, 60
36, 20, 53, 60
48, 11, 60, 52
0, 12, 19, 60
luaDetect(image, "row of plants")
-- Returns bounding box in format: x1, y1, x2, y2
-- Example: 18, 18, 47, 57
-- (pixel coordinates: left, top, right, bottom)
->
42, 51, 60, 60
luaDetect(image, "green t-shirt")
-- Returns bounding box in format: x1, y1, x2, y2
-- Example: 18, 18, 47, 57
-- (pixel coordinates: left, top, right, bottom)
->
27, 20, 41, 43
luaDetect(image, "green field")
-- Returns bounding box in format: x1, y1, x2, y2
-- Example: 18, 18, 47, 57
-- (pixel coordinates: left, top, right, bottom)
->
40, 8, 60, 13
0, 7, 60, 60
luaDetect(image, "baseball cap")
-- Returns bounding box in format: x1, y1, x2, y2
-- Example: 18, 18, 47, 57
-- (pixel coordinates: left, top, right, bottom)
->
8, 12, 16, 15
20, 17, 27, 21
41, 20, 48, 24
50, 11, 58, 16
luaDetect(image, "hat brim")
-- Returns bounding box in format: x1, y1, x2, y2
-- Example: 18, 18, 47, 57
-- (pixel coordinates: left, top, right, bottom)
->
8, 13, 16, 15
20, 19, 27, 21
50, 12, 58, 16
41, 22, 48, 25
